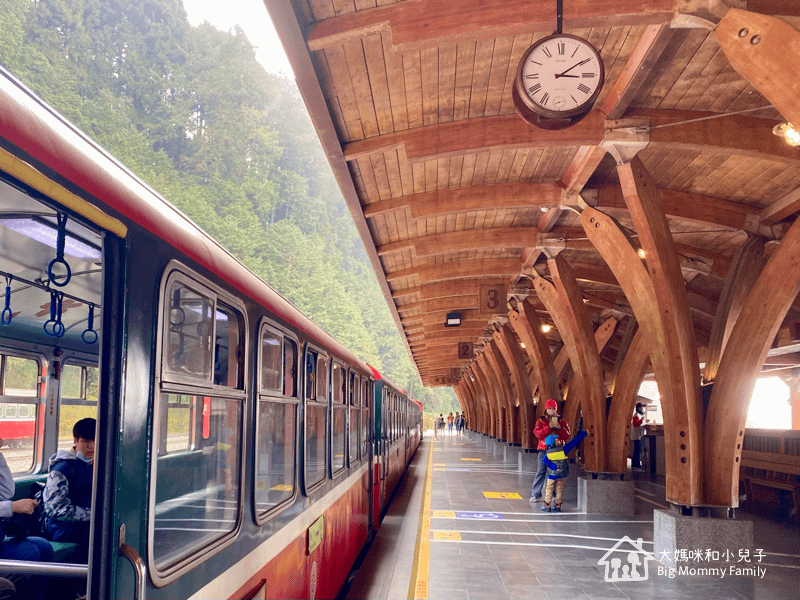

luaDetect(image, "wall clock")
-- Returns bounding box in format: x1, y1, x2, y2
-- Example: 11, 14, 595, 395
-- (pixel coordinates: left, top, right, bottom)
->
512, 33, 605, 130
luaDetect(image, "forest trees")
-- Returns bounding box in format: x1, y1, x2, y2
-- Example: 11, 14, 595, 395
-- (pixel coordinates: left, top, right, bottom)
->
0, 0, 458, 412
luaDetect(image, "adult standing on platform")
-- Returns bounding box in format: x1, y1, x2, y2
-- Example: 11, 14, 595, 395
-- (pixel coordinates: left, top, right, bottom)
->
530, 399, 570, 503
446, 412, 455, 435
631, 403, 648, 469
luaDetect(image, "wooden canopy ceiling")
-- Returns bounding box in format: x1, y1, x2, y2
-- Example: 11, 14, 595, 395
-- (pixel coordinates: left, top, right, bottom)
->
265, 0, 800, 389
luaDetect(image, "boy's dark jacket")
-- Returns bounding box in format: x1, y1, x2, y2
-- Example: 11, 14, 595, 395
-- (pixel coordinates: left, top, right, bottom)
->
543, 430, 588, 479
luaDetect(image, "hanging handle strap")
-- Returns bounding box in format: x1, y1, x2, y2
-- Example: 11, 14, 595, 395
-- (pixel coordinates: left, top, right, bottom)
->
48, 213, 72, 287
1, 276, 12, 326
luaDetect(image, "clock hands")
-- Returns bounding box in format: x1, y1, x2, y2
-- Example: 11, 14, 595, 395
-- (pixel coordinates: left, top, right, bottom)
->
555, 57, 591, 79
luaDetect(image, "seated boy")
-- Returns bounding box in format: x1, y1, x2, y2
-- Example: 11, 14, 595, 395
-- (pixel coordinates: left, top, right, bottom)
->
43, 418, 95, 558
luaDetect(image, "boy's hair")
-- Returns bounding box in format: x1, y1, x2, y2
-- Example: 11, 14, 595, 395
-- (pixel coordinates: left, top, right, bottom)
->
73, 418, 97, 441
545, 434, 558, 446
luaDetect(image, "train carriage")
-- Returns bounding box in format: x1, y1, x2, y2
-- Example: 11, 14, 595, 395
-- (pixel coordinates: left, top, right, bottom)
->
0, 66, 421, 600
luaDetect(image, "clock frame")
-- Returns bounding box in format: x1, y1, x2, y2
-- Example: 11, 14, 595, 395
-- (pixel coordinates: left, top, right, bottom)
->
512, 33, 605, 130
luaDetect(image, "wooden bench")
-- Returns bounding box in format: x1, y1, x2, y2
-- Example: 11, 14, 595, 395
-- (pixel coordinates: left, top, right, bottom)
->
11, 476, 84, 563
739, 430, 800, 520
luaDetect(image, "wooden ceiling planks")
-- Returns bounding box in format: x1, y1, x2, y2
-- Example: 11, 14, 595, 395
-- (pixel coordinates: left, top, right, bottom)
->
270, 0, 800, 387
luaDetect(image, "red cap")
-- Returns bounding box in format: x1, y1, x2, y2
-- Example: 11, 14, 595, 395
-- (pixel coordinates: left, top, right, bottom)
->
545, 399, 558, 410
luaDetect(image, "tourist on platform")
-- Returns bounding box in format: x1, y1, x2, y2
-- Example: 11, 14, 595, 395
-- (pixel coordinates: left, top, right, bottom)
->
530, 399, 570, 502
434, 414, 444, 440
446, 412, 454, 435
540, 430, 588, 512
631, 402, 648, 469
454, 412, 463, 435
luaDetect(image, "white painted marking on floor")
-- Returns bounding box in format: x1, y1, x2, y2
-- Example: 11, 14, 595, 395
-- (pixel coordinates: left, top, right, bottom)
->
431, 539, 648, 554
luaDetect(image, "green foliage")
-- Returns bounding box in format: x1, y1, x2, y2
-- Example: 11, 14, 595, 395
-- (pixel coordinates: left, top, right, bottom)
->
0, 0, 460, 403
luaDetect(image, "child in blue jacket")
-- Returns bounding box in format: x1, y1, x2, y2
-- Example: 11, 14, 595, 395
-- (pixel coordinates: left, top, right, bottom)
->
541, 430, 588, 512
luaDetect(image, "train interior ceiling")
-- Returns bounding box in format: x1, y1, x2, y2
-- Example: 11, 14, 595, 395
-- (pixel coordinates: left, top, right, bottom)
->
0, 174, 102, 467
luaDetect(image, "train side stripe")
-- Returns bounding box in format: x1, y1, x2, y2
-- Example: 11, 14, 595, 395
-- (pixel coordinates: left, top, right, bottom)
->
187, 463, 369, 600
0, 146, 127, 238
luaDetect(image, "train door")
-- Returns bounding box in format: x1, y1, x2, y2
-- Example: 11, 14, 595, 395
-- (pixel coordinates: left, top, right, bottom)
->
0, 161, 127, 598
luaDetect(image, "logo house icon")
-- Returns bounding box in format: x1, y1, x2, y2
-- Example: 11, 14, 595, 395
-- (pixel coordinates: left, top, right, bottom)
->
597, 536, 654, 582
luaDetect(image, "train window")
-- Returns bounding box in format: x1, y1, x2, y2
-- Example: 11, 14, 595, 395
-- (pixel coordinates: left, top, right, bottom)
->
150, 268, 246, 583
361, 378, 370, 458
0, 353, 42, 472
348, 372, 359, 467
255, 323, 297, 521
331, 362, 346, 474
59, 363, 99, 455
2, 356, 38, 396
164, 279, 215, 383
304, 349, 327, 491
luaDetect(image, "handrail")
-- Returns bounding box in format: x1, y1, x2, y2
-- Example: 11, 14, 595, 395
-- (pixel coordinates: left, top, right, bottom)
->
0, 559, 87, 578
119, 543, 146, 600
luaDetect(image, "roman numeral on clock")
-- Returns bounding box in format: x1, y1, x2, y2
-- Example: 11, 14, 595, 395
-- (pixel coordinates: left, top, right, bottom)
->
542, 47, 552, 58
541, 92, 549, 105
577, 83, 591, 94
528, 83, 541, 95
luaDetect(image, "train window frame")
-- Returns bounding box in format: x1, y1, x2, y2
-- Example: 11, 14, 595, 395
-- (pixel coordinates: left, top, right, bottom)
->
329, 360, 347, 478
303, 345, 328, 494
148, 263, 248, 587
0, 350, 45, 473
361, 377, 371, 459
347, 371, 360, 468
253, 320, 299, 525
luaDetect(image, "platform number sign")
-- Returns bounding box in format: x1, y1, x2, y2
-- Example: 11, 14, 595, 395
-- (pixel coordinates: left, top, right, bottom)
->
480, 284, 506, 314
458, 342, 473, 359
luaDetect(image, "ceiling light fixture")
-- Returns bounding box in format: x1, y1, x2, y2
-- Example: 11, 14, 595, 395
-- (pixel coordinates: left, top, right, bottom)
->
638, 248, 647, 259
773, 122, 800, 147
445, 312, 462, 327
541, 323, 552, 333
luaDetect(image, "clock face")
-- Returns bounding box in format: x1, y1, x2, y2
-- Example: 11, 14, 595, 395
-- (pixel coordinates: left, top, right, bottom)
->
515, 34, 604, 119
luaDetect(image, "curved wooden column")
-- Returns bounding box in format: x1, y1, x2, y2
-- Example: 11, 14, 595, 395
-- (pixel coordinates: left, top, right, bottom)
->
454, 381, 472, 430
458, 376, 480, 433
581, 198, 702, 505
705, 217, 800, 505
477, 352, 507, 441
465, 364, 488, 435
619, 156, 703, 504
607, 327, 650, 472
472, 361, 498, 438
485, 340, 521, 445
533, 255, 608, 472
704, 235, 766, 384
509, 298, 559, 416
472, 356, 506, 440
493, 324, 537, 449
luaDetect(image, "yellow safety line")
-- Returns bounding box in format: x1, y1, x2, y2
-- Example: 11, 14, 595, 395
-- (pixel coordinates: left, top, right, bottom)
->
0, 147, 127, 238
408, 439, 434, 599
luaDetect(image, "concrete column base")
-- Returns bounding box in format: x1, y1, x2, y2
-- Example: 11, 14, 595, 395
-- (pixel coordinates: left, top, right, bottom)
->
654, 509, 755, 571
577, 474, 635, 514
519, 449, 539, 472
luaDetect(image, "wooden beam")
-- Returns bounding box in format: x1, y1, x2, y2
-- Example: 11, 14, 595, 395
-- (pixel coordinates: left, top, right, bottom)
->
606, 328, 651, 472
378, 227, 538, 256
600, 24, 677, 120
762, 186, 800, 225
560, 145, 608, 197
534, 260, 608, 471
493, 324, 537, 449
306, 0, 676, 53
705, 216, 800, 505
387, 258, 523, 284
508, 298, 559, 415
596, 184, 757, 233
634, 109, 800, 165
716, 9, 800, 138
704, 236, 766, 384
364, 182, 561, 219
418, 278, 506, 300
344, 112, 605, 162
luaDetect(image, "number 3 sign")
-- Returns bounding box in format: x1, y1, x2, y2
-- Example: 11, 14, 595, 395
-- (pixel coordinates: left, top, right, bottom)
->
479, 284, 507, 314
